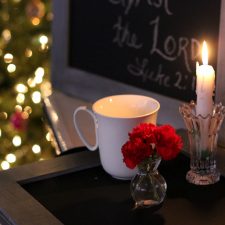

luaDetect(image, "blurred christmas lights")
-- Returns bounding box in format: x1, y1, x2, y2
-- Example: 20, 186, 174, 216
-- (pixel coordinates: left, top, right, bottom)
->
32, 144, 41, 154
0, 0, 54, 169
32, 91, 41, 104
1, 161, 10, 170
25, 48, 33, 58
12, 135, 22, 147
4, 53, 13, 63
6, 153, 16, 163
16, 93, 25, 104
2, 29, 11, 42
7, 63, 16, 73
15, 83, 28, 93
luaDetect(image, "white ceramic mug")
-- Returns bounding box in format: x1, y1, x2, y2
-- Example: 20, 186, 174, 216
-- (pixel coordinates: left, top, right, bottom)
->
73, 94, 160, 179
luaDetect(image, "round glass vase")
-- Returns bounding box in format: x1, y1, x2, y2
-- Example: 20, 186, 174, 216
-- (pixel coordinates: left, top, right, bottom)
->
180, 101, 225, 185
130, 155, 167, 208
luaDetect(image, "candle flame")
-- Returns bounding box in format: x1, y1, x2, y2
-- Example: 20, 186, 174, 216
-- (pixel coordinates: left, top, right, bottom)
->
196, 61, 199, 74
202, 41, 208, 65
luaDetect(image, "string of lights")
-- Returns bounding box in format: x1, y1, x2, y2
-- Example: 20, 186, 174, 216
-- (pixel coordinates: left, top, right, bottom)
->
0, 0, 55, 170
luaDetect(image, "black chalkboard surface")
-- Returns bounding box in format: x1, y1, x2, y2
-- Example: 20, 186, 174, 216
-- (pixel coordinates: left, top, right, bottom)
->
69, 0, 221, 101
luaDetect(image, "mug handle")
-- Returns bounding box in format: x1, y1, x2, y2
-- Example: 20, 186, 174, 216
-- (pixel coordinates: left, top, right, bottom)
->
73, 106, 98, 151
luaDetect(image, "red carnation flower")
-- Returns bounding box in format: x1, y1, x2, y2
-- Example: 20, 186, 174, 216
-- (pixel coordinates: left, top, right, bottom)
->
129, 123, 157, 144
121, 123, 183, 169
155, 125, 183, 160
122, 137, 153, 169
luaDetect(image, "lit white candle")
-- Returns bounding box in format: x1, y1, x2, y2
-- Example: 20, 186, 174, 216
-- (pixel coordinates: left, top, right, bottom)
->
196, 41, 215, 117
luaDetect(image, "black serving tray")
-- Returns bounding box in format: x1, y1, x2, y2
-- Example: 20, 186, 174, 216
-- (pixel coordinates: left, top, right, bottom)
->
23, 149, 225, 225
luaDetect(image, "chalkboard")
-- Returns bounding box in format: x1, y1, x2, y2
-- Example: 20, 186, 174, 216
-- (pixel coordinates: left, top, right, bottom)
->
69, 0, 221, 101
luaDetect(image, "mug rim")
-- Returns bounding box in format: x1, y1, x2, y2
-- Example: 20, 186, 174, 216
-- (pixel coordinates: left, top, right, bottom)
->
92, 94, 160, 119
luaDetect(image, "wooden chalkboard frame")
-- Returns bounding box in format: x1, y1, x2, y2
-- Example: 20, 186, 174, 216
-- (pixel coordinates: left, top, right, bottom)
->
0, 151, 100, 225
51, 0, 225, 133
215, 0, 225, 146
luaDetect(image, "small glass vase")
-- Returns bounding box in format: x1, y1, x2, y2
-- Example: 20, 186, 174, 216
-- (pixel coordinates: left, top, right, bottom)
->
179, 101, 225, 185
130, 155, 167, 208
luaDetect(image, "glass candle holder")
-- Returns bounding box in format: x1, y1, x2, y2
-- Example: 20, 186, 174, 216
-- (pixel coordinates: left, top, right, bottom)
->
179, 101, 225, 185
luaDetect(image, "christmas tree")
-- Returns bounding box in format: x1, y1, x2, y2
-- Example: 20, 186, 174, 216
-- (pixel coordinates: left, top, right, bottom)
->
0, 0, 55, 170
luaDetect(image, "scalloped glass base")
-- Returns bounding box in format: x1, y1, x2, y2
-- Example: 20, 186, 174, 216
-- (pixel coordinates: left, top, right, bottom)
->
186, 170, 220, 185
180, 101, 225, 186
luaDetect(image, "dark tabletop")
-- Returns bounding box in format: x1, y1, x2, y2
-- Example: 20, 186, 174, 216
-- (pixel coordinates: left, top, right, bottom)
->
23, 150, 225, 225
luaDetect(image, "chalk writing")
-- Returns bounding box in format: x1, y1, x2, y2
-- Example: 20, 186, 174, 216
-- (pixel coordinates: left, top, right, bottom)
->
127, 58, 171, 87
109, 0, 172, 15
108, 0, 203, 99
112, 16, 143, 49
109, 0, 140, 15
150, 16, 200, 73
146, 0, 172, 15
128, 57, 195, 91
69, 0, 220, 102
